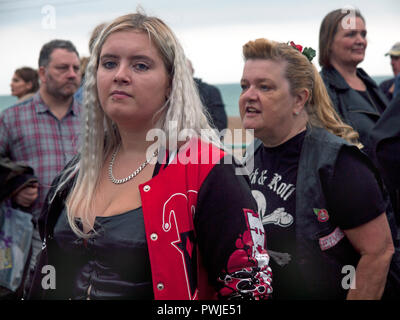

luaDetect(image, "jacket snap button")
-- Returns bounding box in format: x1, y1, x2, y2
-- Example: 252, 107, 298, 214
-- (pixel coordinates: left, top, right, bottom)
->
143, 185, 151, 192
157, 283, 164, 290
150, 233, 158, 241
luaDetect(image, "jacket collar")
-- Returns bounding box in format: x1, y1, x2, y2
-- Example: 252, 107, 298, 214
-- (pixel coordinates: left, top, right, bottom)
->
321, 66, 378, 91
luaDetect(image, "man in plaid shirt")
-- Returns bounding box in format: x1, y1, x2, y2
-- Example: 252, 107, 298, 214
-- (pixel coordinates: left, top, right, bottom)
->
0, 39, 82, 294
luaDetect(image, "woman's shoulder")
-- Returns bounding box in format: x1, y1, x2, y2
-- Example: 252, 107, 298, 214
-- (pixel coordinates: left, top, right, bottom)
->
48, 154, 80, 197
306, 126, 350, 146
356, 68, 379, 88
300, 127, 366, 173
19, 92, 35, 102
176, 136, 226, 165
320, 66, 349, 90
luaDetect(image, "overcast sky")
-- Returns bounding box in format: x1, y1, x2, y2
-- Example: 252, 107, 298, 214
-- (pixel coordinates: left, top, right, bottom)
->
0, 0, 399, 95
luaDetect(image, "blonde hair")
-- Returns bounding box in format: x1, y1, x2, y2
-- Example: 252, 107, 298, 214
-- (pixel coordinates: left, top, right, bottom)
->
55, 12, 221, 238
242, 38, 361, 146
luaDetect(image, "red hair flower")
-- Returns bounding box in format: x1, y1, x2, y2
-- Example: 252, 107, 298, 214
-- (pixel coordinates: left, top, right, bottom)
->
290, 41, 303, 52
288, 41, 316, 62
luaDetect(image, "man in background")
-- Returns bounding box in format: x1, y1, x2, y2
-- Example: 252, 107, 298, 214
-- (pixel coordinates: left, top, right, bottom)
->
74, 22, 107, 104
380, 42, 400, 102
0, 39, 82, 294
187, 59, 228, 132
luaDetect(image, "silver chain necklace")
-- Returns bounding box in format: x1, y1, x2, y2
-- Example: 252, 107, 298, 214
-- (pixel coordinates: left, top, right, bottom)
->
108, 146, 158, 185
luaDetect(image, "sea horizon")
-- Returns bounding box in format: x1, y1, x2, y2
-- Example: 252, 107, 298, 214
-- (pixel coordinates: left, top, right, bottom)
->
0, 76, 392, 117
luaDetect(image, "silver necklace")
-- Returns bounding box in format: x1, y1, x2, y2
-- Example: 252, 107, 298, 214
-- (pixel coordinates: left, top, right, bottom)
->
108, 146, 158, 185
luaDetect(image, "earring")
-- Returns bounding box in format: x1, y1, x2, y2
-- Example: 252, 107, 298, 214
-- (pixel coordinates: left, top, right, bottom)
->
294, 111, 300, 116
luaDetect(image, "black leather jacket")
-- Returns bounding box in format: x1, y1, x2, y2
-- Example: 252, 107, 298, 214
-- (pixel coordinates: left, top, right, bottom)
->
0, 157, 37, 205
320, 66, 389, 157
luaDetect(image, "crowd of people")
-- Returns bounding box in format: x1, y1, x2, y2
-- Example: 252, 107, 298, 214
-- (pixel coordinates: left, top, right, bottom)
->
0, 7, 399, 301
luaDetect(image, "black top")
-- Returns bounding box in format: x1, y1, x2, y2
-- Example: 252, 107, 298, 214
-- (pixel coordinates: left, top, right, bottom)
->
250, 130, 386, 299
38, 153, 265, 300
249, 131, 303, 299
53, 207, 153, 300
356, 87, 386, 114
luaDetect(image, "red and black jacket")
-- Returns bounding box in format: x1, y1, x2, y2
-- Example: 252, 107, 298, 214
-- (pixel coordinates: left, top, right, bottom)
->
28, 137, 272, 300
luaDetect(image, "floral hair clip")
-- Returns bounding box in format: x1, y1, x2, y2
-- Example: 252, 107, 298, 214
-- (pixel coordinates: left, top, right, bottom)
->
288, 41, 316, 62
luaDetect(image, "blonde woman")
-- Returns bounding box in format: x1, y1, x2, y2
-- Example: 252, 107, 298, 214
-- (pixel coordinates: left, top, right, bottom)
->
27, 13, 272, 300
241, 38, 394, 299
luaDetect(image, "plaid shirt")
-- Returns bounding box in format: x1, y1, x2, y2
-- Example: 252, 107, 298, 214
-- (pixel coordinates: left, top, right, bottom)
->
0, 92, 81, 218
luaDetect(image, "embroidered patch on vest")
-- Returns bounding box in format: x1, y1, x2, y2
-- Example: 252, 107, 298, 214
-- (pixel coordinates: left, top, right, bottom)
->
319, 227, 345, 251
313, 208, 329, 222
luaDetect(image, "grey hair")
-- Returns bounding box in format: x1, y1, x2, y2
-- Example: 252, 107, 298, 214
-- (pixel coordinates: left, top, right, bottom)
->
54, 12, 224, 238
38, 39, 79, 67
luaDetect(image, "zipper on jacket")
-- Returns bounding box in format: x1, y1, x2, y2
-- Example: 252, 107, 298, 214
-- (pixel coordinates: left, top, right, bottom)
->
86, 284, 92, 300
